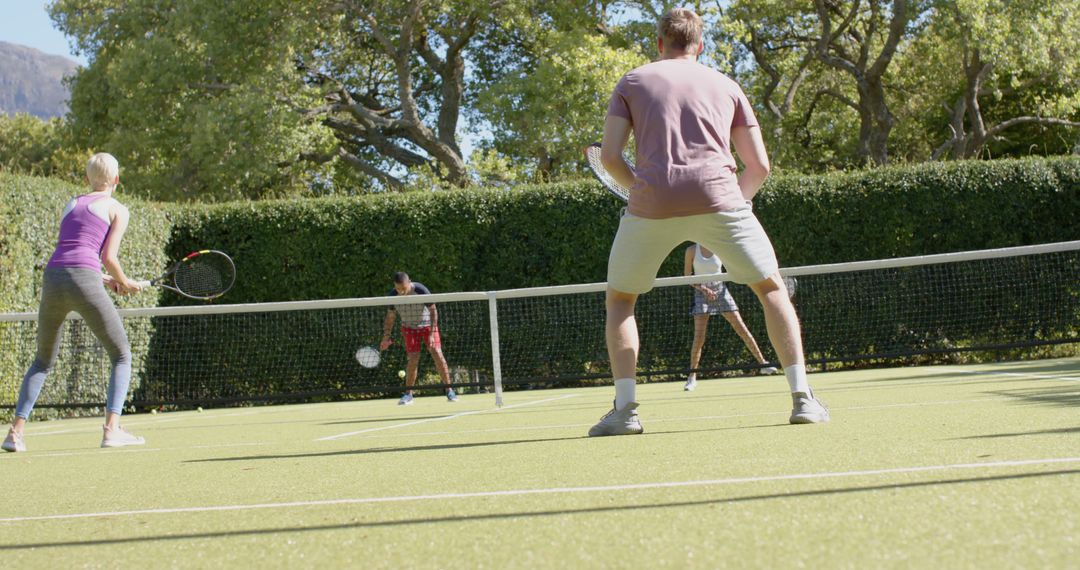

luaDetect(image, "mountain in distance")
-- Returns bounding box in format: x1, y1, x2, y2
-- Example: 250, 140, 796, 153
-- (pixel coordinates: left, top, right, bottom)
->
0, 41, 80, 119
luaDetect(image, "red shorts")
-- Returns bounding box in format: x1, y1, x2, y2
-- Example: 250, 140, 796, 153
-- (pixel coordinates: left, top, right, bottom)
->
402, 326, 440, 353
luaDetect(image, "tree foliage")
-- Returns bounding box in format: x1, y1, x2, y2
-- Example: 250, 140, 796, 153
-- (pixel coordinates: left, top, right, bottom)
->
920, 0, 1080, 159
0, 114, 89, 181
475, 32, 647, 181
43, 0, 1080, 198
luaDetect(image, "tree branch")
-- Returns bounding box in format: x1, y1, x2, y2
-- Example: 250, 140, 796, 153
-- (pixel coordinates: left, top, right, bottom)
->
867, 0, 909, 79
985, 116, 1080, 139
814, 0, 863, 77
819, 88, 860, 111
335, 146, 404, 190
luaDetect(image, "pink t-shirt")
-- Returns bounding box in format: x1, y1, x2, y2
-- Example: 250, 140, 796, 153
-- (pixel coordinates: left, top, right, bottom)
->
606, 58, 759, 218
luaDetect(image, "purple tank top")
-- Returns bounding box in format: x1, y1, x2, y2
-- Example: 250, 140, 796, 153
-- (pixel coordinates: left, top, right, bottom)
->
47, 195, 112, 270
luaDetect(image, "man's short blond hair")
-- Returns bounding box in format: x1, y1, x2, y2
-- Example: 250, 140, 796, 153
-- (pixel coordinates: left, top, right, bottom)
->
658, 8, 704, 52
86, 153, 119, 189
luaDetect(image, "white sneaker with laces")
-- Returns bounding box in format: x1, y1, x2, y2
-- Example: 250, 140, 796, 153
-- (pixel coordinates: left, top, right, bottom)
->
3, 428, 26, 452
588, 401, 644, 437
683, 374, 697, 391
760, 366, 779, 375
789, 391, 830, 424
398, 394, 414, 406
101, 425, 146, 448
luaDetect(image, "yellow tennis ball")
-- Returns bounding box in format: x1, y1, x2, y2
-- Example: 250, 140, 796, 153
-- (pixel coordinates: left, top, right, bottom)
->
398, 370, 406, 379
196, 406, 203, 413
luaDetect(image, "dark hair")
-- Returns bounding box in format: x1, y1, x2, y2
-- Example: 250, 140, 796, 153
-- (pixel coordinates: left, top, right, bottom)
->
393, 271, 410, 284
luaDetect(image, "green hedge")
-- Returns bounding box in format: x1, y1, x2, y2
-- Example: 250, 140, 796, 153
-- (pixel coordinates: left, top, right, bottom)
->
164, 157, 1080, 305
759, 157, 1080, 265
0, 173, 173, 418
163, 182, 624, 304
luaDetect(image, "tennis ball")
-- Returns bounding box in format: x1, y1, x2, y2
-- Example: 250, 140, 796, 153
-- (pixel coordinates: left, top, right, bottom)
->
398, 370, 406, 379
196, 406, 203, 413
150, 408, 158, 415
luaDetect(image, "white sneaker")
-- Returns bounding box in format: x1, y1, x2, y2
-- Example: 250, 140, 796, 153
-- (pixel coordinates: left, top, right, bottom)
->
101, 425, 146, 448
760, 366, 779, 375
2, 428, 26, 452
789, 391, 830, 424
684, 375, 697, 391
588, 402, 644, 437
398, 394, 414, 406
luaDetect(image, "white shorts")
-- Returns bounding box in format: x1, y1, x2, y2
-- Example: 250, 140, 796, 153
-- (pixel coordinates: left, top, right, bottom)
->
607, 202, 779, 295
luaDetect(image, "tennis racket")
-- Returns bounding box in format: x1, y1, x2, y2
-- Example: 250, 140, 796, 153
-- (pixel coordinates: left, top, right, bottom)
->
584, 142, 632, 203
354, 346, 381, 368
137, 250, 236, 300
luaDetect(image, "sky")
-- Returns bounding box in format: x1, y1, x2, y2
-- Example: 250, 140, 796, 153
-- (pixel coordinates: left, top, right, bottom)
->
0, 1, 87, 65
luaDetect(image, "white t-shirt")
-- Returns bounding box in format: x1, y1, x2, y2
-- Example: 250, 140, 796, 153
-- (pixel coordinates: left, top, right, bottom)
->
692, 244, 722, 275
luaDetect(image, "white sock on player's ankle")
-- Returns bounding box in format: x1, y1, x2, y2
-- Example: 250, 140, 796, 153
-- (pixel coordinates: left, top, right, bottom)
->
784, 364, 811, 394
614, 378, 636, 410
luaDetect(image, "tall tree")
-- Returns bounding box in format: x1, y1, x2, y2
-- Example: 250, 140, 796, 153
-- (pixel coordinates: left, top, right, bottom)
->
50, 0, 549, 198
811, 0, 915, 166
724, 0, 926, 168
923, 0, 1080, 160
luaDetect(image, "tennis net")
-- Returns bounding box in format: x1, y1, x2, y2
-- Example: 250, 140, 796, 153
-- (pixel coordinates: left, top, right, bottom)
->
2, 240, 1077, 412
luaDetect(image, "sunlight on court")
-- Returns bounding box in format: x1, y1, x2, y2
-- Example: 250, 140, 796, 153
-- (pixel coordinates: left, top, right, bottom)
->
2, 359, 1077, 568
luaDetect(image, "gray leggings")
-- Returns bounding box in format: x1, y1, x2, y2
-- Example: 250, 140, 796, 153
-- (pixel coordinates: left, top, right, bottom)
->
15, 267, 132, 418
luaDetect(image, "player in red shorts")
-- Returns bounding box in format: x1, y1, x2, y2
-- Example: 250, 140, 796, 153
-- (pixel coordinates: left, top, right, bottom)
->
379, 272, 457, 405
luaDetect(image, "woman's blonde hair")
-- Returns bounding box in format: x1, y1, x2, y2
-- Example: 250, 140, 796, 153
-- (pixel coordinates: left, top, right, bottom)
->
86, 153, 119, 189
658, 8, 704, 51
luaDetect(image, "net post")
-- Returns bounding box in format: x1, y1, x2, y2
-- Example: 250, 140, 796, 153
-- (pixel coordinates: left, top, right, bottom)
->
487, 292, 504, 407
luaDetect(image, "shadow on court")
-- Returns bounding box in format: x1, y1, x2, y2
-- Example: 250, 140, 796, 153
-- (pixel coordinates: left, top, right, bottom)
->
184, 435, 590, 462
859, 361, 1080, 383
184, 424, 788, 463
4, 468, 1077, 551
956, 427, 1080, 439
990, 386, 1080, 409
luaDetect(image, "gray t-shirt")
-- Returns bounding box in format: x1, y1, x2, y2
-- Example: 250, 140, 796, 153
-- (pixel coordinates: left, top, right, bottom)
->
388, 282, 434, 327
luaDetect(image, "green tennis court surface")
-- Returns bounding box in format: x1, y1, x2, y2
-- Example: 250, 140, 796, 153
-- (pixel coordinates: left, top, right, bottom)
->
3, 358, 1078, 568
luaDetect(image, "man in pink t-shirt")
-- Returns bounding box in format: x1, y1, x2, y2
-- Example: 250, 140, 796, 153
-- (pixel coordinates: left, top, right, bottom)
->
588, 8, 829, 437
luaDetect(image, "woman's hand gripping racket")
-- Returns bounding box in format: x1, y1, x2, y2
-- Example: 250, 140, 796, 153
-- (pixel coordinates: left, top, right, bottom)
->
137, 250, 236, 300
583, 142, 633, 203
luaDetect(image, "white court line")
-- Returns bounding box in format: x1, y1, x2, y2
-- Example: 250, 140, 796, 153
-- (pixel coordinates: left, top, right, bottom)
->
315, 394, 580, 442
26, 416, 188, 437
0, 442, 270, 460
958, 370, 1080, 382
2, 456, 1077, 523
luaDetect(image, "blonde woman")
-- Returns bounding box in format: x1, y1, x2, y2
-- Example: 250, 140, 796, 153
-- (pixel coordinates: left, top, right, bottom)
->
3, 153, 145, 452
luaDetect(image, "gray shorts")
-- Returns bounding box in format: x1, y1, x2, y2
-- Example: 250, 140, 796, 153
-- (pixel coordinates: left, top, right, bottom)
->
607, 203, 779, 294
691, 281, 738, 315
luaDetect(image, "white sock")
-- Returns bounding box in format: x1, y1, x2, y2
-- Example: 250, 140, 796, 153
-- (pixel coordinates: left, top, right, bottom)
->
784, 364, 811, 394
687, 372, 697, 382
614, 378, 636, 410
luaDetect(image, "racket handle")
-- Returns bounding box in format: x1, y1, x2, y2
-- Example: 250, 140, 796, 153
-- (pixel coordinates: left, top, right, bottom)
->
136, 280, 152, 288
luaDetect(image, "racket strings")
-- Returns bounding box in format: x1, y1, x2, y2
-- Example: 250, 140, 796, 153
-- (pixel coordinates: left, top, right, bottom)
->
585, 145, 632, 200
175, 254, 235, 298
